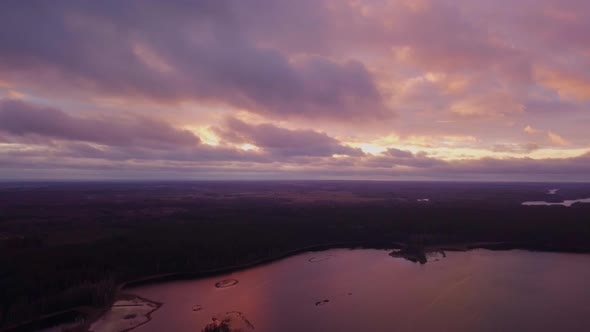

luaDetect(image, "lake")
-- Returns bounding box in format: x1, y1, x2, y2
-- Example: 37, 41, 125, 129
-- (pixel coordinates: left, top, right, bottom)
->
522, 198, 590, 207
92, 249, 590, 332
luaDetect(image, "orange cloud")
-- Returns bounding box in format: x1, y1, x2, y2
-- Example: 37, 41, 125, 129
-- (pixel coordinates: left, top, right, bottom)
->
524, 125, 540, 135
535, 65, 590, 101
548, 131, 569, 146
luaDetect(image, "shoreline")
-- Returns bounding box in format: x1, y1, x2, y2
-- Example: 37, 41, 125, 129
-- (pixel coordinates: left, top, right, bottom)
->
4, 240, 590, 332
89, 294, 162, 332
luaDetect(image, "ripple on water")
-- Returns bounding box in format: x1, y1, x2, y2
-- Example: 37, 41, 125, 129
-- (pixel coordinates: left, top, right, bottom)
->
215, 279, 239, 288
315, 299, 330, 306
308, 255, 333, 263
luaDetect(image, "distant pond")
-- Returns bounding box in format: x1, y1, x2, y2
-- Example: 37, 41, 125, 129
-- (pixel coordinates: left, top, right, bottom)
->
92, 249, 590, 332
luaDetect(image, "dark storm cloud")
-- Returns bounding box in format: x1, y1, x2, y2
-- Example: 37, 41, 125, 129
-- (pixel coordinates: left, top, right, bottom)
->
0, 99, 200, 147
216, 118, 364, 157
0, 0, 388, 120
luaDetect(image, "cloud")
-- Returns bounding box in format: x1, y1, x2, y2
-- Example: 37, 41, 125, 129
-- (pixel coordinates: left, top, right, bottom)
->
547, 131, 569, 146
0, 1, 389, 121
450, 92, 525, 118
385, 148, 415, 159
438, 152, 590, 178
3, 145, 590, 181
364, 148, 445, 168
524, 125, 540, 135
535, 65, 590, 101
216, 118, 364, 157
491, 143, 540, 154
0, 99, 200, 148
0, 0, 590, 180
388, 1, 521, 73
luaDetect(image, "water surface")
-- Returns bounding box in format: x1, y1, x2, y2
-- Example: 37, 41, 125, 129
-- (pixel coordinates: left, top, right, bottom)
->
522, 197, 590, 207
105, 249, 590, 332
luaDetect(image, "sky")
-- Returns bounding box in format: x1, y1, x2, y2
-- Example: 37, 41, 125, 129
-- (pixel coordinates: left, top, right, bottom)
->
1, 0, 589, 181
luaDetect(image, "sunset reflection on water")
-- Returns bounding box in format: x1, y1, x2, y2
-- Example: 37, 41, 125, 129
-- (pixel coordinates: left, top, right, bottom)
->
121, 249, 590, 332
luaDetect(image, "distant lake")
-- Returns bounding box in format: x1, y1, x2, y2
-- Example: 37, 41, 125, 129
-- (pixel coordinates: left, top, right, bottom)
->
522, 198, 590, 207
93, 249, 590, 332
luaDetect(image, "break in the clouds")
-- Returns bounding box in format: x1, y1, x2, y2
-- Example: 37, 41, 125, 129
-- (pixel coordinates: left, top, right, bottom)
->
0, 0, 589, 180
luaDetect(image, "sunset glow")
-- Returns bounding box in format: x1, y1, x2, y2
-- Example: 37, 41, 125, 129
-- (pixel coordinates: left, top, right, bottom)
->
1, 0, 589, 180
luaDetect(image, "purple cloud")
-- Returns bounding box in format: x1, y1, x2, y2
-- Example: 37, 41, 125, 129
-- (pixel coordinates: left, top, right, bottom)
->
491, 143, 541, 154
216, 118, 364, 157
0, 0, 589, 180
0, 99, 200, 147
366, 149, 446, 168
0, 1, 388, 120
